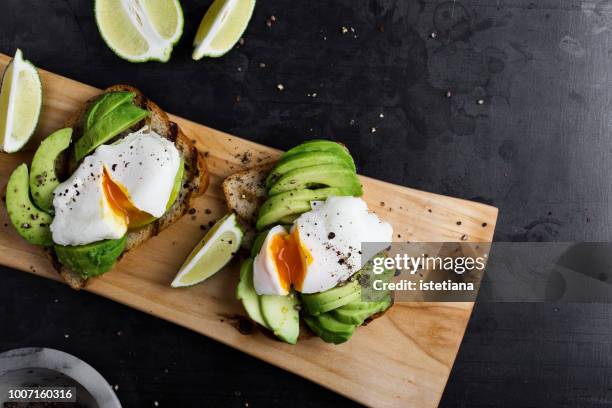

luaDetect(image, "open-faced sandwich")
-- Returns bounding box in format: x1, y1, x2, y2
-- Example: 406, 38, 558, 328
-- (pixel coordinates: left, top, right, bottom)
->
5, 85, 208, 289
223, 140, 395, 344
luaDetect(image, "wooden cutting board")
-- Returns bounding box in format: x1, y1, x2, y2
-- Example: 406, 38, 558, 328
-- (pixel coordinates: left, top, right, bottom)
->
0, 53, 498, 408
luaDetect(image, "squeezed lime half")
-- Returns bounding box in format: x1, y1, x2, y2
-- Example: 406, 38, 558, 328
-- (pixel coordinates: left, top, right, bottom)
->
95, 0, 184, 62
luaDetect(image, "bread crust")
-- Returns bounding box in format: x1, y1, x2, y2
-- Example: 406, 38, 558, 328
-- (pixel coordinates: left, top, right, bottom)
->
56, 85, 209, 289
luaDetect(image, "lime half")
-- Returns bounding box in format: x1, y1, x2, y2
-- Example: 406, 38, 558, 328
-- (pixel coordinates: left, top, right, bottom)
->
95, 0, 184, 62
171, 213, 243, 287
192, 0, 256, 60
0, 49, 42, 153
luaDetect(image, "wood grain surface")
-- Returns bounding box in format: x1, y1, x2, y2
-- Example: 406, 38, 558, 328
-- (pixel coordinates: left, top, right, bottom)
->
0, 53, 498, 408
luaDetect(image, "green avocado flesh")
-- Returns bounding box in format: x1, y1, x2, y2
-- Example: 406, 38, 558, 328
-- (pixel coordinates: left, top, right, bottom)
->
256, 187, 350, 230
268, 164, 362, 197
54, 235, 127, 278
166, 159, 184, 210
6, 164, 53, 246
237, 257, 300, 344
260, 292, 300, 344
277, 214, 298, 224
301, 278, 362, 316
85, 92, 136, 131
74, 93, 149, 162
255, 139, 361, 232
303, 313, 357, 345
331, 295, 392, 325
250, 229, 270, 258
282, 140, 356, 171
236, 258, 270, 329
265, 151, 354, 189
29, 128, 72, 213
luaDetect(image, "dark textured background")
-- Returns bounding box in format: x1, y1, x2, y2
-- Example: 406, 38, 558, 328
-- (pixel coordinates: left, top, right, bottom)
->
1, 0, 611, 406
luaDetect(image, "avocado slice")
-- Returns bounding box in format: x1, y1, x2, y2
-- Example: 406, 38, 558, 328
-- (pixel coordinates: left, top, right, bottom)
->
340, 293, 392, 311
256, 187, 351, 230
283, 140, 356, 172
266, 151, 354, 189
331, 295, 392, 325
303, 313, 357, 345
236, 258, 271, 329
74, 102, 149, 162
267, 164, 362, 197
166, 159, 184, 210
250, 229, 270, 258
6, 164, 54, 246
260, 292, 300, 344
54, 235, 127, 278
277, 214, 298, 225
357, 253, 397, 302
85, 92, 136, 131
301, 278, 361, 316
29, 128, 72, 213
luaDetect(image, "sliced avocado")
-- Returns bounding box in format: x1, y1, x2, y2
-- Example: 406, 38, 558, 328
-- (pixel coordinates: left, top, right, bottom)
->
166, 159, 184, 210
236, 258, 271, 329
74, 102, 149, 162
268, 164, 362, 197
256, 187, 350, 230
303, 313, 357, 345
340, 293, 392, 311
260, 292, 300, 344
6, 164, 53, 246
331, 295, 392, 325
85, 92, 136, 131
54, 235, 127, 278
301, 278, 361, 316
266, 151, 354, 189
358, 253, 396, 302
250, 229, 270, 258
283, 140, 356, 172
29, 128, 72, 213
277, 214, 298, 225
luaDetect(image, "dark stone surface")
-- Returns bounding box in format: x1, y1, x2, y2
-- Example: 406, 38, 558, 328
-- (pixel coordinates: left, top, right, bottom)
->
0, 0, 611, 406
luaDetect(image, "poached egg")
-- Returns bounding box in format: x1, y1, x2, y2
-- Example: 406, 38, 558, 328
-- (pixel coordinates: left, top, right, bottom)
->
50, 127, 181, 246
253, 196, 393, 295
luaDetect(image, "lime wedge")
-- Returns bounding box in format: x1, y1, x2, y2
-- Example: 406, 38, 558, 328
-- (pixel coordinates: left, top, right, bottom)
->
0, 49, 42, 153
95, 0, 184, 63
171, 213, 243, 287
192, 0, 256, 60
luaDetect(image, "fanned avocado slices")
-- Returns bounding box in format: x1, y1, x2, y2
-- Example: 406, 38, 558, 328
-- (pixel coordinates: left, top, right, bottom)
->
255, 139, 362, 231
74, 92, 149, 162
6, 164, 53, 246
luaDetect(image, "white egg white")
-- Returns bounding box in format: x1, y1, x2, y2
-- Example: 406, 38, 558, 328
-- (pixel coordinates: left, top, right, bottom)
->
50, 127, 181, 246
253, 225, 291, 296
294, 196, 393, 293
252, 196, 393, 296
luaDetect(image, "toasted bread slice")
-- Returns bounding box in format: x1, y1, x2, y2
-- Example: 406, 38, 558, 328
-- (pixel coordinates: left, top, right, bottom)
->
56, 85, 209, 289
222, 163, 273, 225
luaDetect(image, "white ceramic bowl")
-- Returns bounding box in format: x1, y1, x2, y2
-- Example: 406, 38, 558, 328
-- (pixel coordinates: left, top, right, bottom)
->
0, 347, 121, 408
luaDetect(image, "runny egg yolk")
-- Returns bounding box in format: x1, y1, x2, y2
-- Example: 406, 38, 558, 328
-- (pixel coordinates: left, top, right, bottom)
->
267, 228, 313, 292
102, 167, 154, 227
